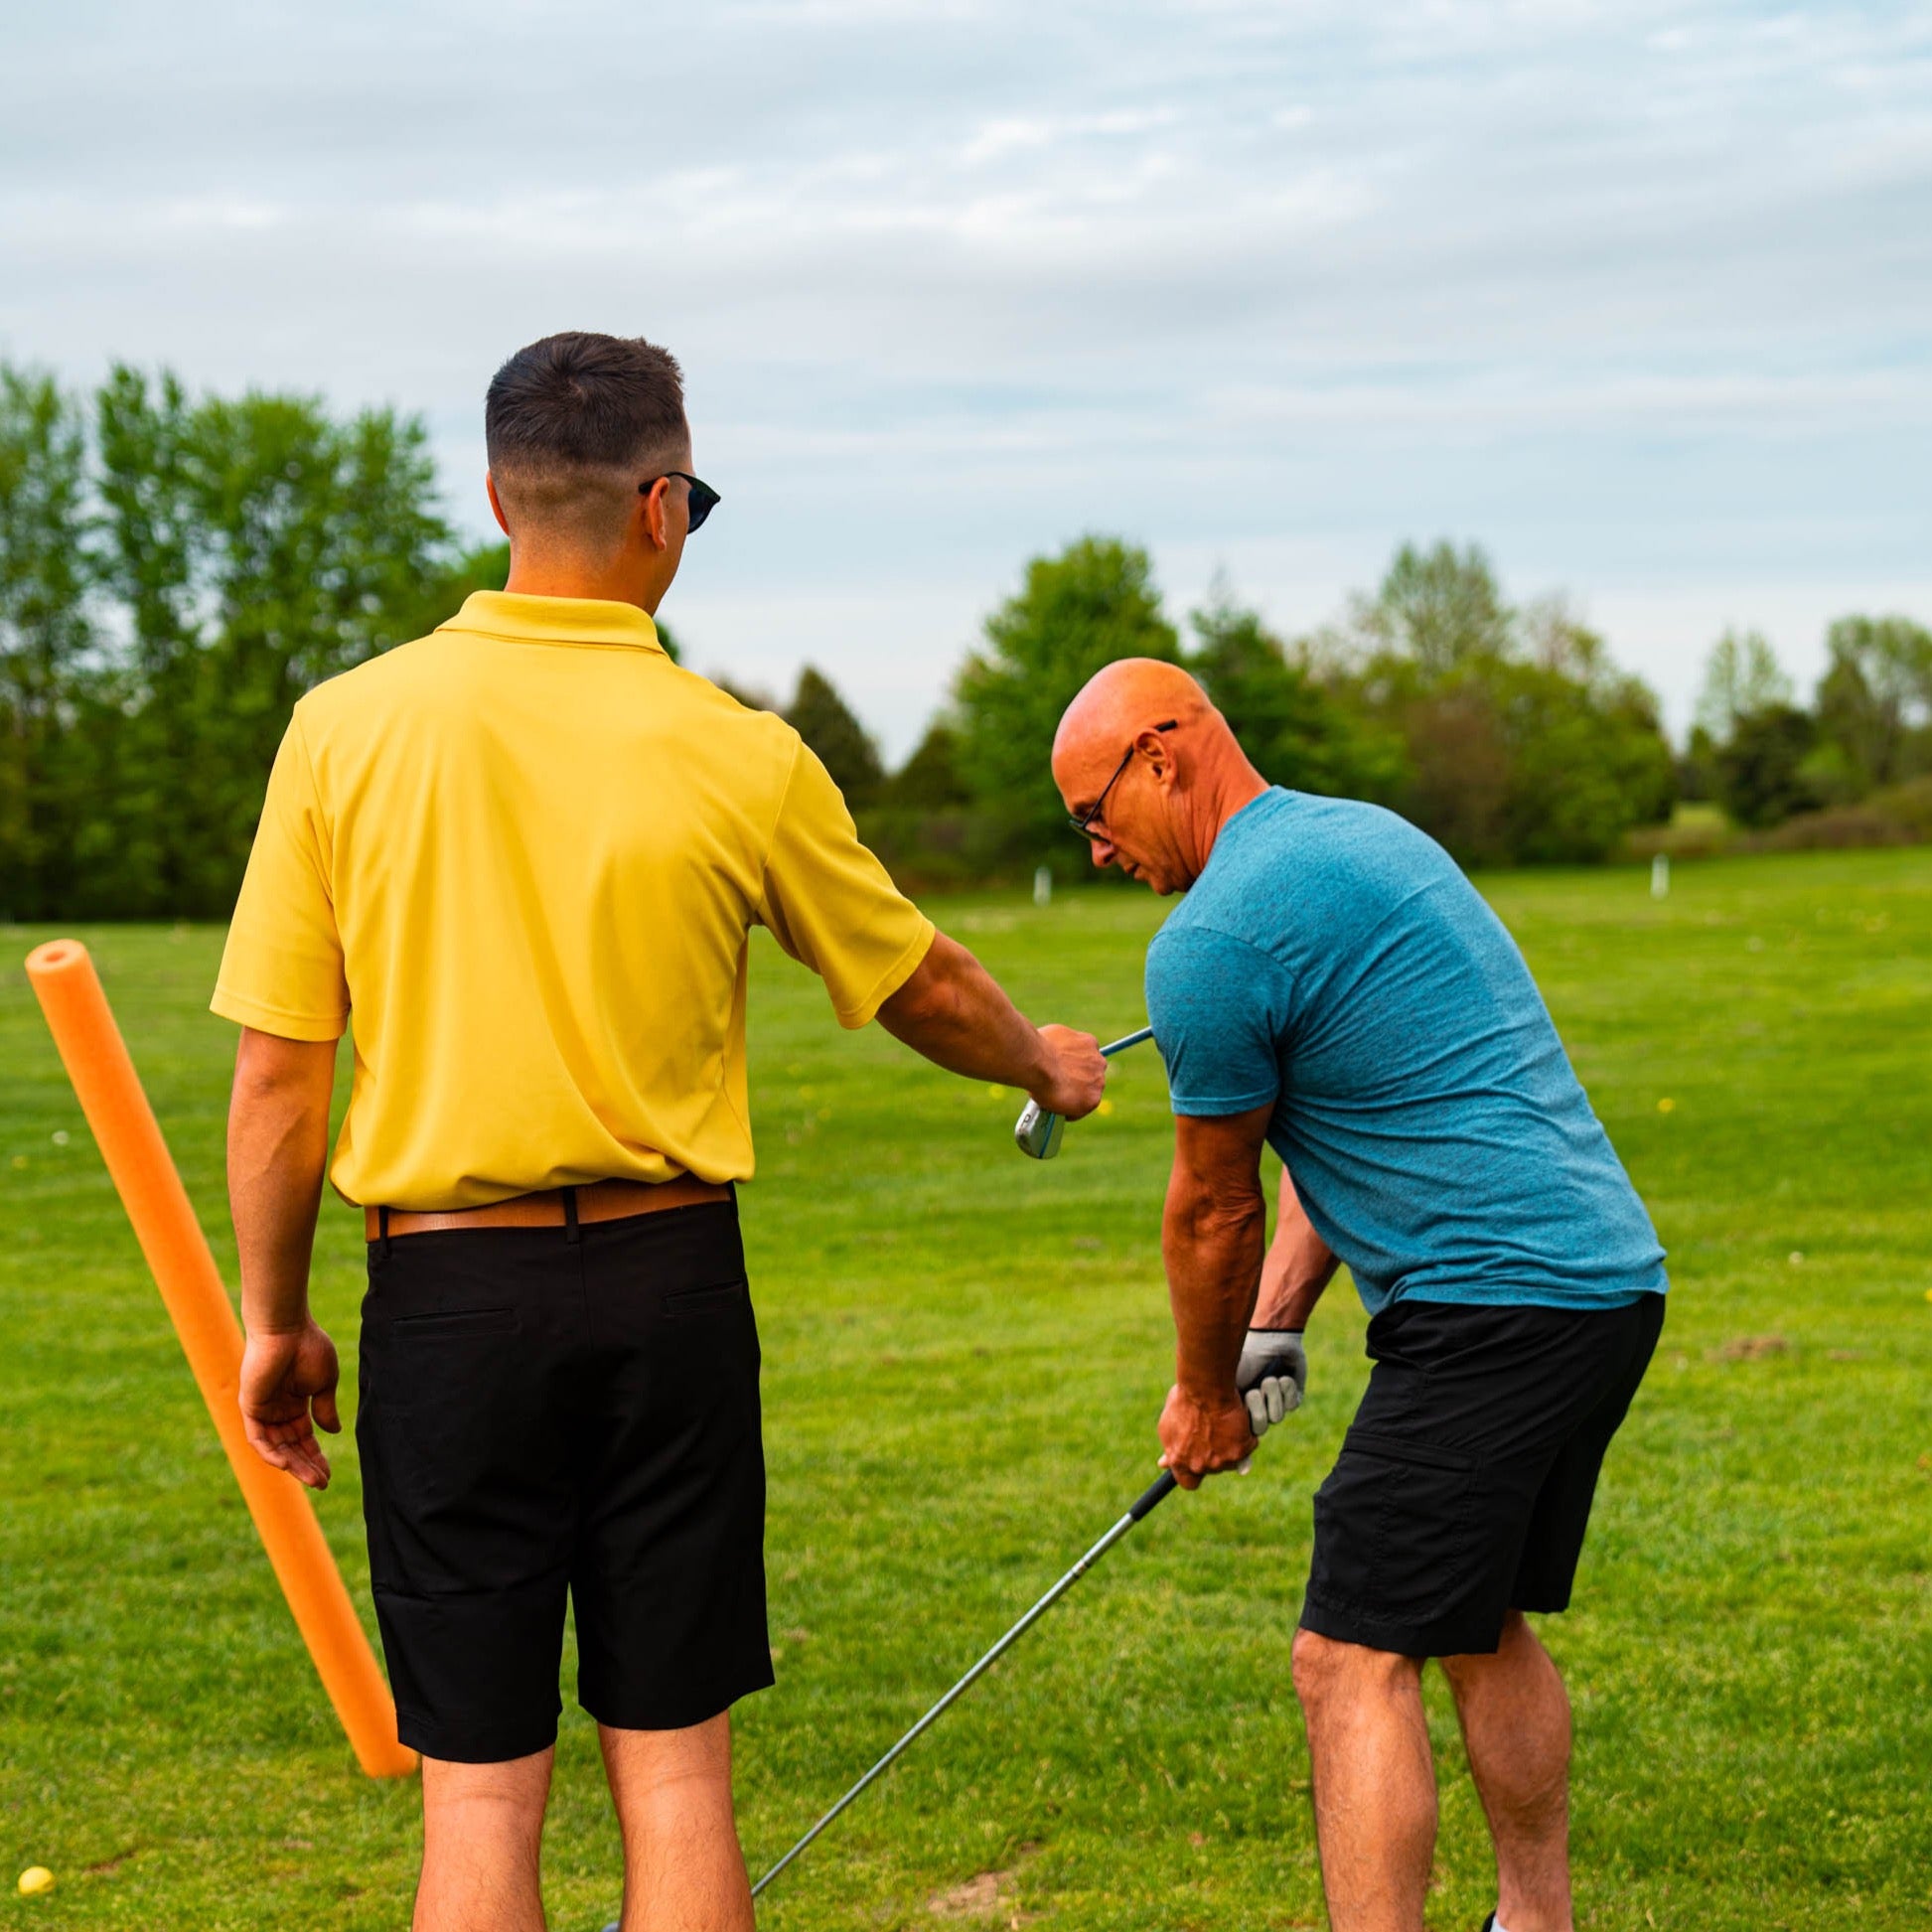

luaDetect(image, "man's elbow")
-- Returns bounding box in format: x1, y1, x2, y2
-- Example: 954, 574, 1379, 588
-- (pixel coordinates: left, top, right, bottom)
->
1167, 1175, 1267, 1247
232, 1030, 337, 1107
878, 934, 968, 1035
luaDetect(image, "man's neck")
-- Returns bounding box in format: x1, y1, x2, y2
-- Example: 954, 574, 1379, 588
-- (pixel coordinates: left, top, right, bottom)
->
502, 554, 665, 614
1194, 761, 1270, 873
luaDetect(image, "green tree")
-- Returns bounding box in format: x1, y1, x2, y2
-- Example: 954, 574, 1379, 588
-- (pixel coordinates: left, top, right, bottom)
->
1185, 590, 1406, 802
881, 720, 971, 810
1695, 629, 1792, 742
1490, 660, 1677, 862
0, 370, 95, 919
955, 535, 1180, 856
786, 665, 884, 807
1813, 613, 1932, 794
1717, 705, 1820, 829
86, 367, 449, 916
1322, 546, 1675, 865
1348, 539, 1512, 672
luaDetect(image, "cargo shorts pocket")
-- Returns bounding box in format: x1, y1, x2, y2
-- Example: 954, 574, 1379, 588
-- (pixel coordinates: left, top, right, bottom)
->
1308, 1428, 1481, 1626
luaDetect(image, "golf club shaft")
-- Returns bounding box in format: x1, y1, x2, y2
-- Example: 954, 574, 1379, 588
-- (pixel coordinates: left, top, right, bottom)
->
750, 1469, 1178, 1898
1100, 1025, 1154, 1059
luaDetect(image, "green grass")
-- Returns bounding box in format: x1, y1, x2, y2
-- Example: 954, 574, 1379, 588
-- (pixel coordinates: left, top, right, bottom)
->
2, 850, 1929, 1930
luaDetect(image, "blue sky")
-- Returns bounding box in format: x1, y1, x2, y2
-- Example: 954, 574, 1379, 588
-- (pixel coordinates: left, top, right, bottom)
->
6, 1, 1929, 755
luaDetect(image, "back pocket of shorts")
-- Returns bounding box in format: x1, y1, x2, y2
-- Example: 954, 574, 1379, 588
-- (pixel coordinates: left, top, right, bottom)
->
391, 1308, 519, 1339
663, 1277, 749, 1317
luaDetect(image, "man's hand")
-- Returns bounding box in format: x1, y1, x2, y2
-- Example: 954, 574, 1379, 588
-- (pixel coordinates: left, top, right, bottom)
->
1031, 1023, 1108, 1120
239, 1320, 342, 1490
1236, 1327, 1307, 1436
1157, 1384, 1258, 1491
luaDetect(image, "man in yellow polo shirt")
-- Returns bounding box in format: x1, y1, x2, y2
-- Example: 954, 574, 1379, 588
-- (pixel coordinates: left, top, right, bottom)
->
216, 330, 1106, 1932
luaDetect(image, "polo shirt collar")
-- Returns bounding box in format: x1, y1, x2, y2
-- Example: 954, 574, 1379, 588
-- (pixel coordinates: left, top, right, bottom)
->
439, 590, 668, 656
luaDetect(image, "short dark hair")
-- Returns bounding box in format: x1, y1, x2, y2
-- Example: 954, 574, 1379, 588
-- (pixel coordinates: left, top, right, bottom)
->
485, 332, 686, 476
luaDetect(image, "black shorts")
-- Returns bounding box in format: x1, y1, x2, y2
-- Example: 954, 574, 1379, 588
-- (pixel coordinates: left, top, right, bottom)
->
356, 1196, 772, 1762
1300, 1292, 1663, 1659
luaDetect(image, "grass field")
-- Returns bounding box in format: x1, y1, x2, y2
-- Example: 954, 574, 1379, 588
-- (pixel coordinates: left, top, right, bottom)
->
2, 849, 1929, 1930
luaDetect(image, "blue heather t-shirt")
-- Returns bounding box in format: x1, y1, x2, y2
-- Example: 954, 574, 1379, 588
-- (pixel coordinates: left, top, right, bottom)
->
1144, 789, 1667, 1317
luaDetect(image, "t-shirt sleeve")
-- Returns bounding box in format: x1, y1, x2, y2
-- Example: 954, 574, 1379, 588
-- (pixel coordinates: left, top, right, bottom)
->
210, 711, 350, 1041
755, 740, 936, 1029
1145, 925, 1294, 1117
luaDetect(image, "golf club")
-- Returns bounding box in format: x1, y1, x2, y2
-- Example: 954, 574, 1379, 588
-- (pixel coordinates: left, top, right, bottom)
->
1013, 1024, 1157, 1158
750, 1467, 1178, 1899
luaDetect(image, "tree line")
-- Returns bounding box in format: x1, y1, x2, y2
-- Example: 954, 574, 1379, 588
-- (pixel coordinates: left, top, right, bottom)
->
3, 365, 1925, 919
1678, 624, 1932, 840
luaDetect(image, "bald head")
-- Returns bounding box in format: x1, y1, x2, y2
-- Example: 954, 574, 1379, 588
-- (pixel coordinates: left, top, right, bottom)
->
1051, 657, 1265, 894
1053, 659, 1213, 769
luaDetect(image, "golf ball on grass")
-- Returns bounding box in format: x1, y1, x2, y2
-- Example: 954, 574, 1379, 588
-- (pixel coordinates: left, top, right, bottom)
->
17, 1866, 55, 1896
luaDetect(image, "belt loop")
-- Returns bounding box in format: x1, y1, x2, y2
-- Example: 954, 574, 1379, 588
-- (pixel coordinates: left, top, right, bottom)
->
562, 1185, 581, 1245
377, 1205, 392, 1260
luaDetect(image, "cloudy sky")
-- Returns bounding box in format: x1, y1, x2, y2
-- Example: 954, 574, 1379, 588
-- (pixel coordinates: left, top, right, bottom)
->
7, 1, 1929, 755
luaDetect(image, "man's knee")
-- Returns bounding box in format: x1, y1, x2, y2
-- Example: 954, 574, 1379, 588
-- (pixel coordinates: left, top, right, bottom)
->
1291, 1627, 1417, 1711
420, 1748, 554, 1858
601, 1713, 738, 1820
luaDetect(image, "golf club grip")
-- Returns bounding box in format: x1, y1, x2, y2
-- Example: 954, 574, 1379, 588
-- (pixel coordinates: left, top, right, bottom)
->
1128, 1470, 1179, 1519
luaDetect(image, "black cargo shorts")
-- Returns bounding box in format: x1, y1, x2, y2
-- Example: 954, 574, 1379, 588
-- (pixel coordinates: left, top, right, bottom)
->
1300, 1292, 1664, 1659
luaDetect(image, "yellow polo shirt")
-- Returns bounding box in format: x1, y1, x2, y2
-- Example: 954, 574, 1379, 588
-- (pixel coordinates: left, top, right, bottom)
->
212, 590, 935, 1209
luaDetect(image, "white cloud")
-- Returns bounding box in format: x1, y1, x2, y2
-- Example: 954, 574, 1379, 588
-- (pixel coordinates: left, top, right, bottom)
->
3, 0, 1928, 755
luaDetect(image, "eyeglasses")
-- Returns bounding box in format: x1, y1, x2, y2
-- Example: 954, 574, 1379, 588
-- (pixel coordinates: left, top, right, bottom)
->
639, 471, 721, 532
1067, 720, 1176, 840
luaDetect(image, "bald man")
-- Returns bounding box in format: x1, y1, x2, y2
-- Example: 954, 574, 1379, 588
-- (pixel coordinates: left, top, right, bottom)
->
1051, 660, 1666, 1932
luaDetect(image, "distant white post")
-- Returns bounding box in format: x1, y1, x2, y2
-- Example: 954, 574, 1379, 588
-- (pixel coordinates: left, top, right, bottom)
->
1033, 865, 1053, 908
1651, 853, 1671, 900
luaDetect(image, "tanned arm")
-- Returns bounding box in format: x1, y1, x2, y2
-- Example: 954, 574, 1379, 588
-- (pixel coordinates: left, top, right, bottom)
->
1156, 1102, 1275, 1488
227, 1027, 341, 1490
877, 931, 1107, 1119
1254, 1163, 1341, 1331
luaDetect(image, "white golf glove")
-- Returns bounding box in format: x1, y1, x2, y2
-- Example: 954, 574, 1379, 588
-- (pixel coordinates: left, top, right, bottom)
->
1236, 1328, 1307, 1436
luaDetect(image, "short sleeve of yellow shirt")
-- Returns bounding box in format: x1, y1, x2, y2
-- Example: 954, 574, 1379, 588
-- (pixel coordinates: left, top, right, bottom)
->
756, 742, 935, 1027
210, 592, 936, 1208
216, 713, 349, 1043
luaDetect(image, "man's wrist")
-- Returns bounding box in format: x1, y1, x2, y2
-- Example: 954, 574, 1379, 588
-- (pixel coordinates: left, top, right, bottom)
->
1176, 1361, 1245, 1405
240, 1290, 316, 1339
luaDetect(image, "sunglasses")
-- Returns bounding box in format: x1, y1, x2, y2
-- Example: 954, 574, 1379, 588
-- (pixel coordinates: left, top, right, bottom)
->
1068, 720, 1176, 840
639, 470, 721, 532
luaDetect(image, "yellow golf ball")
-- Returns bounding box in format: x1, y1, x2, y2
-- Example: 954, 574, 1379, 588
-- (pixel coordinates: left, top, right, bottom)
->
17, 1866, 55, 1896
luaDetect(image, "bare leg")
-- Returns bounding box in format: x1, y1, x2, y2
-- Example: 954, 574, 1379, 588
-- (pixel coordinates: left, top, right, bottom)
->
1439, 1611, 1573, 1932
1291, 1629, 1437, 1932
415, 1746, 554, 1932
600, 1712, 753, 1932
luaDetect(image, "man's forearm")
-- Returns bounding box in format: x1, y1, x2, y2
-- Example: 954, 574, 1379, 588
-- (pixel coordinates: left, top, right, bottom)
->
1252, 1166, 1339, 1330
1162, 1173, 1267, 1401
876, 932, 1052, 1092
228, 1031, 336, 1333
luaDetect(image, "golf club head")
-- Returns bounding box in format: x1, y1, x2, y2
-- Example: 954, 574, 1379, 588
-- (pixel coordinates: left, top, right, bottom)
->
1011, 1025, 1154, 1159
1013, 1099, 1065, 1159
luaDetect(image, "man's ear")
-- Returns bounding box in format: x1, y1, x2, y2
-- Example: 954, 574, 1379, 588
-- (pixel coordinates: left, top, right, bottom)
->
639, 476, 671, 551
1141, 727, 1178, 788
485, 472, 511, 536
